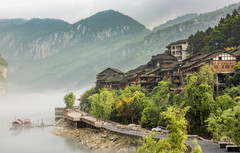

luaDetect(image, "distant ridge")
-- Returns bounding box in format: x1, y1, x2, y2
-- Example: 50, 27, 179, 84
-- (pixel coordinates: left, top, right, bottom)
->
152, 13, 198, 32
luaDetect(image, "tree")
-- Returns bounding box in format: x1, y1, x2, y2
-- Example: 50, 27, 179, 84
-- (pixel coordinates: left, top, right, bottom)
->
230, 62, 240, 86
214, 94, 236, 111
79, 87, 97, 112
225, 85, 240, 99
140, 99, 162, 128
151, 77, 172, 105
64, 92, 76, 109
117, 91, 146, 124
221, 105, 240, 146
138, 133, 170, 153
162, 107, 189, 152
138, 106, 190, 153
207, 103, 240, 145
184, 64, 216, 135
89, 88, 115, 120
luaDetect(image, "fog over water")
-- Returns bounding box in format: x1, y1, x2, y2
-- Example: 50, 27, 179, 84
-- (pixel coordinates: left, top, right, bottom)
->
0, 91, 94, 153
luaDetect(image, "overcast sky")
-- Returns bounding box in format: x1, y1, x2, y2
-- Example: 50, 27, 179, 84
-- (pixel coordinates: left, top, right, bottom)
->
0, 0, 239, 29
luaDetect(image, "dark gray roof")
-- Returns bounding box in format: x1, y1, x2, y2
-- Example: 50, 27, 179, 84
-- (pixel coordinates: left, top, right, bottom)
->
230, 49, 240, 58
98, 67, 124, 76
151, 53, 177, 61
126, 64, 147, 75
161, 61, 183, 71
166, 39, 188, 48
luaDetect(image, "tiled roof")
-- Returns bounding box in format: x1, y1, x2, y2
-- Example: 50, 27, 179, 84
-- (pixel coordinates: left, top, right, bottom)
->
230, 49, 240, 58
125, 64, 147, 75
166, 39, 188, 48
98, 67, 124, 76
151, 53, 177, 61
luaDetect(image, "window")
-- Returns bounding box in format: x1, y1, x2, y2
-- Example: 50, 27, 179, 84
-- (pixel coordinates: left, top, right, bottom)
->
172, 51, 175, 55
214, 65, 218, 69
219, 57, 222, 60
221, 65, 224, 69
225, 65, 230, 69
172, 46, 175, 49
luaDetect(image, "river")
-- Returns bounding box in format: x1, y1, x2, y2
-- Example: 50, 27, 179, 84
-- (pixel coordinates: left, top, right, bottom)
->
0, 92, 94, 153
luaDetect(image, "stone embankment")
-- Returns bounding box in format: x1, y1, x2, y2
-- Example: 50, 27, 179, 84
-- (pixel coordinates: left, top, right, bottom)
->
51, 118, 139, 153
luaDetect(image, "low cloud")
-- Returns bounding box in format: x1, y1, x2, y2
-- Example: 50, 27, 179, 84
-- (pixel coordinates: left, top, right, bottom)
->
0, 0, 239, 29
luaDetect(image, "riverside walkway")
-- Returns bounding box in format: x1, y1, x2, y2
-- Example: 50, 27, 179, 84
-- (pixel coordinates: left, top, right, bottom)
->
64, 109, 237, 153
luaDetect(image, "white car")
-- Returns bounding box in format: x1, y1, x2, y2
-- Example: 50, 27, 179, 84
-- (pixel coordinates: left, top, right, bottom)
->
152, 126, 162, 132
152, 126, 169, 133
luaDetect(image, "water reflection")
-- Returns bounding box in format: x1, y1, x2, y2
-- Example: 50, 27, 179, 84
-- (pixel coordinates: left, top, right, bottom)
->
0, 92, 95, 153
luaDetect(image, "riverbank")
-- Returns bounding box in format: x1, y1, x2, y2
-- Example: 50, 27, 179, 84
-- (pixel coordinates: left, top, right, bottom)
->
51, 118, 140, 153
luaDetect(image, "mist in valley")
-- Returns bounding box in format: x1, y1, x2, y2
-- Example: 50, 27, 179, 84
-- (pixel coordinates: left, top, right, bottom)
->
0, 88, 94, 153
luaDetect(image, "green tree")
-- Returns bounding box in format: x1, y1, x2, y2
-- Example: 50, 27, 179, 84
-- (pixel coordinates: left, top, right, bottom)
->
89, 88, 115, 120
64, 92, 76, 109
231, 62, 240, 86
151, 77, 172, 105
79, 87, 98, 112
192, 139, 202, 153
215, 94, 236, 111
138, 133, 170, 153
138, 106, 190, 153
205, 109, 223, 140
140, 99, 162, 128
207, 103, 240, 145
225, 85, 240, 99
184, 64, 215, 135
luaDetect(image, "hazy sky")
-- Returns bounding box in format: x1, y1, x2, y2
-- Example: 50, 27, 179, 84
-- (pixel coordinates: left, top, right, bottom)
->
0, 0, 239, 29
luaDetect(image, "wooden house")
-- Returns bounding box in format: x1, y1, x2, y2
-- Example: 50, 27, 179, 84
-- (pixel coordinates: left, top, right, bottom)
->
140, 68, 161, 89
96, 68, 124, 79
179, 50, 239, 94
147, 53, 177, 69
96, 68, 124, 89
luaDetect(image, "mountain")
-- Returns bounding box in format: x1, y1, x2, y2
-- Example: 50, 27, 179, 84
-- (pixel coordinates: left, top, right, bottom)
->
0, 10, 149, 91
152, 13, 198, 32
0, 3, 240, 91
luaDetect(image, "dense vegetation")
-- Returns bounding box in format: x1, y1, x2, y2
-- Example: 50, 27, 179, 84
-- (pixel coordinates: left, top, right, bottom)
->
188, 8, 240, 55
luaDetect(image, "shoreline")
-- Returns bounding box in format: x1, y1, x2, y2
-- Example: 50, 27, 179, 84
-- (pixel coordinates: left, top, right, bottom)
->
51, 118, 139, 153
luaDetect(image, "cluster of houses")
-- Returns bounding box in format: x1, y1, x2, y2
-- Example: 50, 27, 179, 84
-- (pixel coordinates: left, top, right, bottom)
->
96, 39, 240, 94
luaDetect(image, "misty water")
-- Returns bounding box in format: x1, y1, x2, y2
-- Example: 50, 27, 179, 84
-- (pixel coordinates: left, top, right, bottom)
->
0, 92, 94, 153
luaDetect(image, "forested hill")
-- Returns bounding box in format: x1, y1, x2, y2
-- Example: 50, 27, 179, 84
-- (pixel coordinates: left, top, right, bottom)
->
152, 13, 198, 32
188, 8, 240, 55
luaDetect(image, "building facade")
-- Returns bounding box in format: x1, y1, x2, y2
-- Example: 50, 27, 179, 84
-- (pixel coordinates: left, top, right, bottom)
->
166, 39, 188, 61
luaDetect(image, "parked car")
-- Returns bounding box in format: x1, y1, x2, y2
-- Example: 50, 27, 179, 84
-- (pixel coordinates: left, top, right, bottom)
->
152, 126, 169, 133
152, 126, 162, 132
